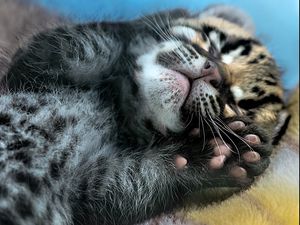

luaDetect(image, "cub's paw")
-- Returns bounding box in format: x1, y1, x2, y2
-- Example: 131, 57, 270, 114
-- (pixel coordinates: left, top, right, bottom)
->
206, 117, 272, 187
183, 117, 272, 187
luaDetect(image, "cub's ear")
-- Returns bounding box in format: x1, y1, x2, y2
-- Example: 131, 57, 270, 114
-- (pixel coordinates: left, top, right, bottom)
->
272, 110, 291, 145
196, 4, 255, 34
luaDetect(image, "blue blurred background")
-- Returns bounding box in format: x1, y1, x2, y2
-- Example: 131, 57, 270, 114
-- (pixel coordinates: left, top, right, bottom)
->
35, 0, 299, 89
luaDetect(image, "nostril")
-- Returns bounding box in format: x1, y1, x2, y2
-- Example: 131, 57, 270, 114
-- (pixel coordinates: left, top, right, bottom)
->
203, 61, 211, 70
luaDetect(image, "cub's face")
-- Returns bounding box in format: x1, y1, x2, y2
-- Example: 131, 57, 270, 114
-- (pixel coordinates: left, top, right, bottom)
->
134, 25, 225, 134
132, 17, 284, 135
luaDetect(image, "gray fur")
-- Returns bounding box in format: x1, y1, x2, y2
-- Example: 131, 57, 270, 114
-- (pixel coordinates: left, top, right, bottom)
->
0, 89, 112, 224
0, 1, 277, 225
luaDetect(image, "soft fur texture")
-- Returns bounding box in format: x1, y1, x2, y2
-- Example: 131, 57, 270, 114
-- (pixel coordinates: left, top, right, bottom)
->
0, 1, 297, 225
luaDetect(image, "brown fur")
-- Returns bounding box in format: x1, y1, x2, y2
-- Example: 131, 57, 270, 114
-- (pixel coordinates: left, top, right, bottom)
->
175, 17, 284, 132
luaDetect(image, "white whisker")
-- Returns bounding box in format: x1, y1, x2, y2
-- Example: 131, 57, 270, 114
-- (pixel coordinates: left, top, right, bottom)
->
203, 116, 219, 154
215, 117, 254, 151
183, 112, 194, 129
207, 112, 231, 151
199, 111, 206, 152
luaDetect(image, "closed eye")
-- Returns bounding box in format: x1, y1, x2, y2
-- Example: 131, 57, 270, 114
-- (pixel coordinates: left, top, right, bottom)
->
171, 26, 198, 42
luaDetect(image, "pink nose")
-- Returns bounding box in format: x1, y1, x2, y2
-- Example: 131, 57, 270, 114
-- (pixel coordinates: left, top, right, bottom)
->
201, 61, 222, 87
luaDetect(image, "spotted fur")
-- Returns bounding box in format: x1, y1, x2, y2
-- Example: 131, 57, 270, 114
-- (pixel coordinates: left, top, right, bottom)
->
0, 4, 286, 225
